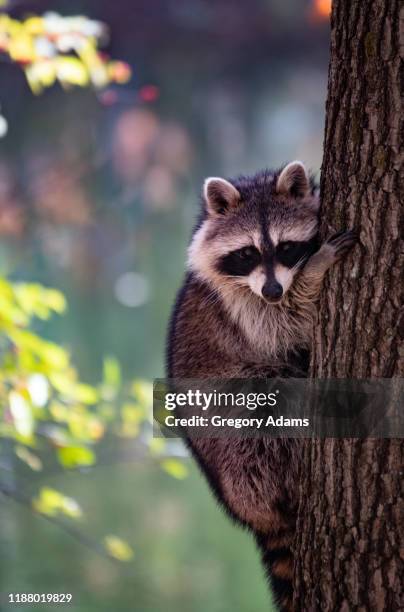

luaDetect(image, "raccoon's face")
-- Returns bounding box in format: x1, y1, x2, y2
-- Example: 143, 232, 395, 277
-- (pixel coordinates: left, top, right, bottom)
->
188, 161, 320, 304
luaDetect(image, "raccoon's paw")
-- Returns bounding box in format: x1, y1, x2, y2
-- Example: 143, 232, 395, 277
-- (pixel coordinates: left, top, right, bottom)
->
326, 229, 358, 261
301, 230, 358, 277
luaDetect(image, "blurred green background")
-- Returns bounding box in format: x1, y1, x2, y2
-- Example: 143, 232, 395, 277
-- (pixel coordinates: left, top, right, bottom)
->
0, 1, 330, 610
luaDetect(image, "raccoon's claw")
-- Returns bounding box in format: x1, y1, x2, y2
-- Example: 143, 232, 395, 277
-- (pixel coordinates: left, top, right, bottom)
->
298, 230, 358, 281
326, 229, 358, 259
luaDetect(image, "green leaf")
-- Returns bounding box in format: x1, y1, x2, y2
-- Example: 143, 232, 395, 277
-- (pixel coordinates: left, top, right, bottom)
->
8, 329, 69, 371
121, 403, 144, 424
148, 437, 166, 455
73, 383, 99, 405
103, 356, 121, 388
67, 411, 105, 442
57, 446, 96, 468
160, 458, 188, 480
131, 380, 152, 407
49, 374, 99, 404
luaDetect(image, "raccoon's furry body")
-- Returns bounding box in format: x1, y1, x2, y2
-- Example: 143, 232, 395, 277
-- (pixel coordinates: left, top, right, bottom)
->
167, 162, 356, 611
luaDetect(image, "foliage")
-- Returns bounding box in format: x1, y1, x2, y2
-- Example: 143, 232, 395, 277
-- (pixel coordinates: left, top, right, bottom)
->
0, 276, 187, 563
0, 9, 131, 136
0, 12, 131, 94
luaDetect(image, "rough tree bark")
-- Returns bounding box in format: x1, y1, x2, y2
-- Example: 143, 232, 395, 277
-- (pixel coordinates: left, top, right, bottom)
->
293, 1, 403, 610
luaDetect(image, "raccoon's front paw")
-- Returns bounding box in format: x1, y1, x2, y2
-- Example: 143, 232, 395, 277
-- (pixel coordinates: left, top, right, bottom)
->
326, 229, 358, 261
301, 229, 358, 276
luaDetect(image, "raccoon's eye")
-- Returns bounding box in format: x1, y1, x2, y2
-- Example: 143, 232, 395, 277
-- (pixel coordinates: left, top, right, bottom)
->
276, 238, 318, 268
278, 241, 294, 252
217, 245, 261, 276
236, 246, 256, 260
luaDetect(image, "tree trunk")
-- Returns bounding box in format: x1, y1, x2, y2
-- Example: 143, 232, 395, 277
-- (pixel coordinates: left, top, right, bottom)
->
293, 1, 403, 610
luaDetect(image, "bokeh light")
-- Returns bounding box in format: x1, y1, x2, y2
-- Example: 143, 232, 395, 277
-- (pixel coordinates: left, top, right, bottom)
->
0, 112, 8, 137
114, 271, 150, 308
312, 0, 332, 20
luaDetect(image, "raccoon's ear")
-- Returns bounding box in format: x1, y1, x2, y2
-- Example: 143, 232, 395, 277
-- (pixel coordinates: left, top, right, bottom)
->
203, 177, 241, 216
276, 161, 311, 198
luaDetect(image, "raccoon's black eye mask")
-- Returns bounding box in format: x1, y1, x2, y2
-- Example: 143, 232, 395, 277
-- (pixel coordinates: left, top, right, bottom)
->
276, 236, 319, 268
217, 236, 319, 277
218, 246, 261, 276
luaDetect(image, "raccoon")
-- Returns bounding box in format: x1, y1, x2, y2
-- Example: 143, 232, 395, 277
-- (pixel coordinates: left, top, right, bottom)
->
166, 161, 356, 611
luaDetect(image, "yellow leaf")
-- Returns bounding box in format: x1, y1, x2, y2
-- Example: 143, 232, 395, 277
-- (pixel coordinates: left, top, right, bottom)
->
24, 16, 45, 36
9, 33, 36, 62
160, 458, 188, 480
32, 487, 82, 519
104, 535, 134, 561
25, 60, 56, 94
44, 288, 66, 313
57, 446, 96, 468
14, 283, 66, 317
74, 383, 99, 405
56, 57, 89, 86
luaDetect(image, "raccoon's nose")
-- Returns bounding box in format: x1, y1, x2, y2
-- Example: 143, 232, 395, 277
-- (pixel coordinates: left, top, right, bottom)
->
262, 281, 283, 301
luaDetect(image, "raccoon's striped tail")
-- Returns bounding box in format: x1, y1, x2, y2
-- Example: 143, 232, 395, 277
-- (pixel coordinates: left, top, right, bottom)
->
256, 531, 295, 612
